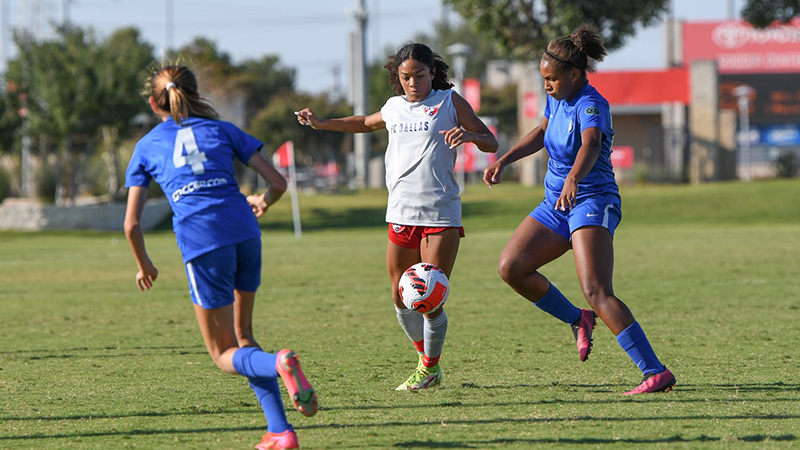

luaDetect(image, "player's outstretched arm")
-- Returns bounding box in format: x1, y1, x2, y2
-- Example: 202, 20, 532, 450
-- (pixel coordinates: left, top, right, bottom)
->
124, 185, 158, 290
295, 108, 385, 133
246, 152, 288, 218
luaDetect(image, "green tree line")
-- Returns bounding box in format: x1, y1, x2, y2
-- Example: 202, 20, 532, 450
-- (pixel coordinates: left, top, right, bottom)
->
0, 0, 793, 204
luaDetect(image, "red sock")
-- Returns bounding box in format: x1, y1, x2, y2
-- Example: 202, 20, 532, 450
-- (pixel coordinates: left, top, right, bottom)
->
422, 355, 440, 368
414, 340, 425, 354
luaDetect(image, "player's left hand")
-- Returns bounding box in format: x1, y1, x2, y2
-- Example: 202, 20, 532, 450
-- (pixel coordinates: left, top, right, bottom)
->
247, 194, 269, 218
439, 127, 474, 149
555, 178, 578, 211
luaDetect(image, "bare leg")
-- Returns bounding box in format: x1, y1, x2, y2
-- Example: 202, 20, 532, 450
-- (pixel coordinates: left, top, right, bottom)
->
571, 226, 634, 335
418, 228, 460, 320
193, 303, 240, 374
234, 289, 259, 348
387, 241, 424, 309
497, 216, 571, 302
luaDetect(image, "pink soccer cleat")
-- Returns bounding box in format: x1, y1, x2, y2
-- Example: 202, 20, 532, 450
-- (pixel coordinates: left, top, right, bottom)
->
276, 349, 318, 417
255, 429, 299, 450
623, 367, 676, 395
571, 309, 597, 361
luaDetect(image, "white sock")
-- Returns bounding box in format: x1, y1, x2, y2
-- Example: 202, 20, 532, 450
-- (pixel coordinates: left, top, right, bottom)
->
395, 305, 424, 350
423, 309, 448, 360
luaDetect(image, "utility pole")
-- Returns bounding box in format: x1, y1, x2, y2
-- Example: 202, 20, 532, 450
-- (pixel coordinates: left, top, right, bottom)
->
733, 85, 755, 181
347, 0, 369, 189
165, 0, 174, 60
62, 0, 70, 24
447, 43, 471, 192
1, 0, 8, 73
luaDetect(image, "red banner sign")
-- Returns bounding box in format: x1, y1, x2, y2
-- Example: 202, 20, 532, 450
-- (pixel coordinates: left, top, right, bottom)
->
462, 78, 481, 112
523, 92, 539, 118
683, 20, 800, 74
611, 146, 635, 169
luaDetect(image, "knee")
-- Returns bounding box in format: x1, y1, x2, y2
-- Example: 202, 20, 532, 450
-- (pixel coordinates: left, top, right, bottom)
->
580, 282, 614, 307
208, 352, 236, 375
392, 286, 405, 309
497, 255, 523, 286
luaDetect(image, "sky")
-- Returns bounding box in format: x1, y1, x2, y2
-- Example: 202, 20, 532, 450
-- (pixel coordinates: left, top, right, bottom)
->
1, 0, 748, 93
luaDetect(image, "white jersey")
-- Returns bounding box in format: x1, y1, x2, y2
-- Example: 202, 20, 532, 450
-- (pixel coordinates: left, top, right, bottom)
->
380, 89, 461, 227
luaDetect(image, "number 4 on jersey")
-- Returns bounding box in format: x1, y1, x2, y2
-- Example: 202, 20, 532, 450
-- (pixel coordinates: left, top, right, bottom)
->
173, 127, 207, 174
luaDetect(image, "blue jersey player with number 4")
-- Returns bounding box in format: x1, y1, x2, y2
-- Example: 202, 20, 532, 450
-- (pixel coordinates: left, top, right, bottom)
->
124, 65, 317, 450
483, 25, 675, 395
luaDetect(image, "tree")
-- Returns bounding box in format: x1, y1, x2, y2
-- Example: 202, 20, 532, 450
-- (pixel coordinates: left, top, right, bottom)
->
0, 81, 23, 152
742, 0, 800, 27
9, 25, 104, 204
238, 56, 296, 123
247, 91, 351, 167
480, 83, 518, 136
412, 19, 502, 80
96, 27, 154, 200
444, 0, 670, 60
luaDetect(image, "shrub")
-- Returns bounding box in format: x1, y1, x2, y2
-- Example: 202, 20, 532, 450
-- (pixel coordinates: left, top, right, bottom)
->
0, 166, 11, 204
36, 166, 57, 204
775, 152, 797, 178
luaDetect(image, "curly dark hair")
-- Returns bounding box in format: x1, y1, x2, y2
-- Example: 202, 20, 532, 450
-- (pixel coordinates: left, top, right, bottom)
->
384, 43, 453, 96
544, 23, 607, 78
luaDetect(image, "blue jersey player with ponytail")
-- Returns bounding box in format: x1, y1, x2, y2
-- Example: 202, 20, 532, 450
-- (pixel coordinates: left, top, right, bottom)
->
483, 24, 676, 395
124, 65, 317, 449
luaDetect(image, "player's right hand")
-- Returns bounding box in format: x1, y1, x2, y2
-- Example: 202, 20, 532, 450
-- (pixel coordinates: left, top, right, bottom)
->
294, 108, 322, 129
247, 193, 269, 218
136, 261, 158, 291
483, 161, 505, 188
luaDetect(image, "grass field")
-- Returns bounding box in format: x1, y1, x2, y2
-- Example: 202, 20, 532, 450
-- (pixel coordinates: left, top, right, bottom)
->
1, 179, 799, 449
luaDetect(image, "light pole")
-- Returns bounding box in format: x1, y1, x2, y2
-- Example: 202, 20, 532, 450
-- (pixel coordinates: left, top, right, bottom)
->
446, 43, 471, 192
346, 0, 369, 189
733, 84, 755, 181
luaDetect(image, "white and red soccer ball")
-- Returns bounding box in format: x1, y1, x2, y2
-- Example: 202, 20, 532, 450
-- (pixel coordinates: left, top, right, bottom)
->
398, 263, 449, 314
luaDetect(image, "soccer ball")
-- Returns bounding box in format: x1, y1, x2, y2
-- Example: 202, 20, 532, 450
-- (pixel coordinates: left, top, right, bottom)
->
398, 263, 449, 314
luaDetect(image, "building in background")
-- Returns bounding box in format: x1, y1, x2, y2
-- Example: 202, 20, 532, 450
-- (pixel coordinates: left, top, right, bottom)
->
502, 18, 800, 185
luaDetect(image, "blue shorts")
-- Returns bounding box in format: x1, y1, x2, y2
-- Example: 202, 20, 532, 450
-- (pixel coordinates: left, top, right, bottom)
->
529, 198, 622, 241
184, 237, 261, 309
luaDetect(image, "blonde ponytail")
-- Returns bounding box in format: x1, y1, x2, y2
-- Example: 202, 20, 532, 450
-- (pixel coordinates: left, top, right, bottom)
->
144, 65, 219, 126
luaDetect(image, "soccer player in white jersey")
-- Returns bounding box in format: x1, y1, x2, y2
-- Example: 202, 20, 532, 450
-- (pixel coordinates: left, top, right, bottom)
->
483, 24, 676, 395
124, 65, 317, 450
296, 43, 498, 390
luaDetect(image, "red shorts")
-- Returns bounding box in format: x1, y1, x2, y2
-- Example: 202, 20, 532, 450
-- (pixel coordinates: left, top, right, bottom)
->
388, 223, 465, 249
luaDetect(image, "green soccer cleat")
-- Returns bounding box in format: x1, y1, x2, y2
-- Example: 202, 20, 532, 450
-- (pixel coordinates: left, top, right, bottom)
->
395, 364, 443, 391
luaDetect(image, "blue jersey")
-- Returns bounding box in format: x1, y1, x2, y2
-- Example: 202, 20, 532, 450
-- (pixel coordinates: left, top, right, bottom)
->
542, 82, 620, 206
125, 116, 262, 263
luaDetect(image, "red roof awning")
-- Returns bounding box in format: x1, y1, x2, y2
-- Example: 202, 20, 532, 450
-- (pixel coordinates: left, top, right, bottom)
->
588, 67, 690, 105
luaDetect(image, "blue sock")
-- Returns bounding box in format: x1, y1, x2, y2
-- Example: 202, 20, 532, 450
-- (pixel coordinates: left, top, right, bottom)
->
616, 322, 665, 375
233, 348, 289, 433
249, 377, 291, 433
232, 347, 278, 379
534, 283, 581, 325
